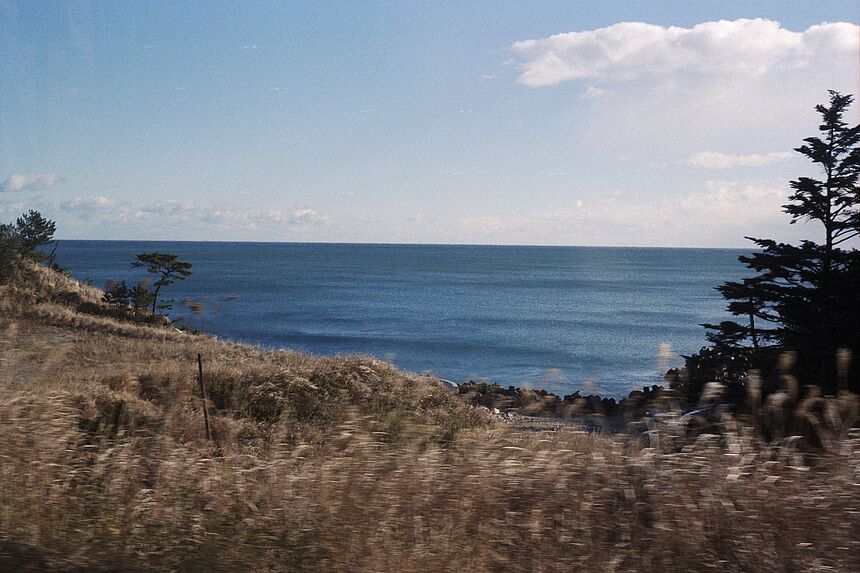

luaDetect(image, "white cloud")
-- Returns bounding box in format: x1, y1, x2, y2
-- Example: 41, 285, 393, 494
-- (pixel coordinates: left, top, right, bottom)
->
53, 196, 330, 232
61, 195, 121, 210
2, 173, 59, 193
678, 181, 786, 218
687, 151, 793, 169
139, 200, 198, 219
579, 86, 608, 100
455, 179, 802, 247
0, 201, 29, 216
507, 18, 859, 181
512, 19, 859, 87
60, 195, 143, 223
264, 207, 330, 225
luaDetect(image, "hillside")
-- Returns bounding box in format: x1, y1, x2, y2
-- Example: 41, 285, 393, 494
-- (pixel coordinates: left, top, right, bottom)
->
1, 265, 858, 572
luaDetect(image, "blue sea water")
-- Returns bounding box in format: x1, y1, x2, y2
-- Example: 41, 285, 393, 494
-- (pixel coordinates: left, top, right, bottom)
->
55, 241, 748, 397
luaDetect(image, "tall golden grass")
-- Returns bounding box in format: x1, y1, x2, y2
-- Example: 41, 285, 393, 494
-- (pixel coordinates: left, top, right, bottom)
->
1, 267, 858, 572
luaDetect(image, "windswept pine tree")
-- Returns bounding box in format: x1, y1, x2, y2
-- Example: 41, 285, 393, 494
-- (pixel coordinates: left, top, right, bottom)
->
132, 253, 193, 315
703, 91, 860, 394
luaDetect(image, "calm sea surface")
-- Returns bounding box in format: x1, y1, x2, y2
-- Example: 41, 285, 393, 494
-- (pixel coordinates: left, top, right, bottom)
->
55, 241, 748, 397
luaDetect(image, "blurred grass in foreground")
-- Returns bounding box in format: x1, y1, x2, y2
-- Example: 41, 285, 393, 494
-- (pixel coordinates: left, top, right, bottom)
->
0, 265, 858, 572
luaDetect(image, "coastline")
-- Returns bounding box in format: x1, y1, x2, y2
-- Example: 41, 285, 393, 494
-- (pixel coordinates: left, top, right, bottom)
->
53, 240, 742, 397
1, 264, 858, 572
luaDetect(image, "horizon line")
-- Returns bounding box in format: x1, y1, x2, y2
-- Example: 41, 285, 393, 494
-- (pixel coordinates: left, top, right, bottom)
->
53, 238, 753, 250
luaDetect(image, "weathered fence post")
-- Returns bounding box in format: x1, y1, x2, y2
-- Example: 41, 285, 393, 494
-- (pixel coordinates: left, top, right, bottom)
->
197, 353, 212, 441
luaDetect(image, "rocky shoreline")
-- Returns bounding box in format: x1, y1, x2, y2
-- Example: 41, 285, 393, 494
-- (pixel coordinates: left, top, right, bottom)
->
446, 379, 742, 443
456, 379, 675, 418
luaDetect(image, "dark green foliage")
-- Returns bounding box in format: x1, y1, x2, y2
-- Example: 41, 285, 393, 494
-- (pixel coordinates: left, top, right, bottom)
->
0, 224, 20, 282
103, 279, 157, 320
0, 210, 58, 283
132, 253, 192, 315
129, 282, 153, 316
702, 91, 860, 396
703, 275, 779, 351
785, 91, 860, 242
14, 210, 56, 262
668, 346, 785, 405
103, 280, 131, 308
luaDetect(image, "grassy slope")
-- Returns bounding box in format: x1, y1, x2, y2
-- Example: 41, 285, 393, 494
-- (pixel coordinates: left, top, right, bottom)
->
1, 265, 858, 572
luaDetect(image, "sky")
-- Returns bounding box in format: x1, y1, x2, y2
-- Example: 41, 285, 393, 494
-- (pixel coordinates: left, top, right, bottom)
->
1, 1, 858, 247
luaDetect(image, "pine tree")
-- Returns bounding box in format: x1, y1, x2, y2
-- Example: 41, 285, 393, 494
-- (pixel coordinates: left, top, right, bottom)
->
132, 253, 193, 315
0, 224, 21, 282
705, 91, 860, 393
14, 210, 57, 261
129, 283, 153, 317
103, 280, 131, 308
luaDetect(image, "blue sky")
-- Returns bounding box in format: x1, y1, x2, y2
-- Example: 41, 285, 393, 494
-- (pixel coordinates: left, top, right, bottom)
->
1, 1, 858, 247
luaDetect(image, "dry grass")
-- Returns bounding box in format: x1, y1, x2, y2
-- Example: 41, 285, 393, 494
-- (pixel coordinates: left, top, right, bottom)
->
1, 268, 859, 572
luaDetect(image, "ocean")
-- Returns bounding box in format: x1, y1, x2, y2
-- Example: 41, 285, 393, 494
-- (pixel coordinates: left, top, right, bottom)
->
54, 241, 748, 397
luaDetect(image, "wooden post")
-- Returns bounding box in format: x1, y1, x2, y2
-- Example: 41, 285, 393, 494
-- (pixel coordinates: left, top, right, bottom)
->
197, 353, 212, 441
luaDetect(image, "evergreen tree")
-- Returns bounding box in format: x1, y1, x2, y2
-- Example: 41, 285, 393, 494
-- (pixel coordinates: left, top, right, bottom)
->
129, 283, 153, 317
14, 210, 56, 261
704, 276, 777, 351
132, 253, 192, 315
0, 224, 21, 282
103, 280, 132, 308
0, 210, 58, 282
705, 91, 859, 393
103, 279, 155, 319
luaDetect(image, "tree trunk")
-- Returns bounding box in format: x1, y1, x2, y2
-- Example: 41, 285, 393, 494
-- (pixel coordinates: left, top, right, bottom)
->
151, 283, 162, 315
748, 295, 759, 352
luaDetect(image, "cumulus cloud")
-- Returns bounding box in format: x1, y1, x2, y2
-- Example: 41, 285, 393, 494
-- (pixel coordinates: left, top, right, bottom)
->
687, 151, 793, 169
507, 18, 859, 177
512, 19, 859, 87
2, 173, 59, 193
